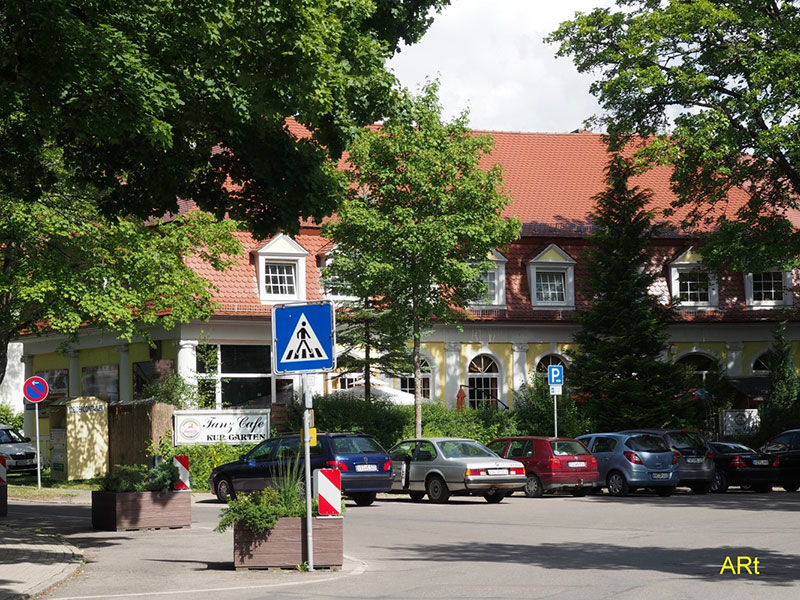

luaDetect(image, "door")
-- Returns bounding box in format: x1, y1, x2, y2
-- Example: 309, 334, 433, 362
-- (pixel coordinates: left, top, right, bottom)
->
589, 436, 617, 480
409, 441, 438, 491
234, 438, 278, 493
390, 441, 417, 491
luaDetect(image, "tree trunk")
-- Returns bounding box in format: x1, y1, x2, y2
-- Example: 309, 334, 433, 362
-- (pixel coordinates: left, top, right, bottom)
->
413, 317, 422, 438
0, 335, 9, 389
364, 316, 371, 402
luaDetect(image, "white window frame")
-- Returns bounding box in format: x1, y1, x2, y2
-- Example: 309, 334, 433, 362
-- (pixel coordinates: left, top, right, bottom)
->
669, 249, 718, 309
472, 250, 507, 308
744, 271, 793, 309
322, 248, 359, 303
256, 234, 308, 304
528, 244, 576, 309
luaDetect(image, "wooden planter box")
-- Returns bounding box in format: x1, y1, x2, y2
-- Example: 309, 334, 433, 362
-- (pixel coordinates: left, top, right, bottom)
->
233, 517, 343, 569
92, 490, 191, 531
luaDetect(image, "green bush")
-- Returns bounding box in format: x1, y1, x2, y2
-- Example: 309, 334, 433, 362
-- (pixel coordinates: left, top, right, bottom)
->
403, 402, 520, 444
153, 432, 254, 491
99, 462, 180, 493
513, 375, 594, 438
0, 403, 23, 429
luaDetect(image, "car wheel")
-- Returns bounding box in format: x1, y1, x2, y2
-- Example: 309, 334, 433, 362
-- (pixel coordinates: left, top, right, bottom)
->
752, 484, 772, 493
215, 478, 235, 503
656, 486, 675, 497
711, 470, 728, 493
409, 492, 425, 502
351, 492, 377, 506
571, 488, 588, 497
783, 483, 800, 493
606, 471, 629, 497
484, 490, 505, 503
690, 482, 711, 495
426, 475, 450, 503
523, 475, 544, 498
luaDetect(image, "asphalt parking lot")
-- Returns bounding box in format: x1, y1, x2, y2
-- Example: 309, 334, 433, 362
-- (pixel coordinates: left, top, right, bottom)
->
8, 489, 800, 600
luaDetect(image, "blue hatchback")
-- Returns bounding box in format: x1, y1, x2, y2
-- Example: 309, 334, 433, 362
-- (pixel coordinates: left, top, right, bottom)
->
577, 432, 679, 497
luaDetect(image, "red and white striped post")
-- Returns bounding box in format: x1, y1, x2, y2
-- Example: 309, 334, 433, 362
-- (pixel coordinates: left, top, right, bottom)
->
0, 455, 7, 517
173, 456, 190, 490
313, 468, 342, 517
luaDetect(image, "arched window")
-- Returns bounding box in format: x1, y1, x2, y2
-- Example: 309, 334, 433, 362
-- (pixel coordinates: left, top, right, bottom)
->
677, 353, 716, 384
467, 355, 499, 409
752, 353, 769, 376
536, 354, 566, 374
400, 359, 432, 398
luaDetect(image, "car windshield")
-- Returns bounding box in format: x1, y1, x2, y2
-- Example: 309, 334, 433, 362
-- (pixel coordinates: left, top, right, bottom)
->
439, 440, 496, 459
550, 440, 589, 456
714, 443, 754, 454
331, 436, 384, 454
626, 435, 669, 453
0, 428, 25, 444
668, 431, 707, 450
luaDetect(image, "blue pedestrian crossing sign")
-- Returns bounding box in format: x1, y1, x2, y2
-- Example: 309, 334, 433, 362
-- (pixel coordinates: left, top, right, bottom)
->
273, 302, 336, 374
547, 365, 564, 386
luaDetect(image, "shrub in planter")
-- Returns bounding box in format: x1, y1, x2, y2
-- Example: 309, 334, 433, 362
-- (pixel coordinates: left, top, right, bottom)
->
92, 462, 191, 531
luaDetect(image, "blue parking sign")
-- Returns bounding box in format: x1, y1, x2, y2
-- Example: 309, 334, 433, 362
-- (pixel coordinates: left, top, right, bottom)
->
273, 302, 335, 374
547, 365, 564, 386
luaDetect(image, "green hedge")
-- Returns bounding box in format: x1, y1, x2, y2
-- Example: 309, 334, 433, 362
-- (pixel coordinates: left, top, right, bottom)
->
154, 433, 255, 491
0, 403, 24, 430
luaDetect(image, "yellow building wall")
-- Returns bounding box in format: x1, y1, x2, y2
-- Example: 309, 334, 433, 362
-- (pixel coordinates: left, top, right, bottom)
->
488, 343, 514, 407
421, 342, 446, 402
32, 352, 69, 373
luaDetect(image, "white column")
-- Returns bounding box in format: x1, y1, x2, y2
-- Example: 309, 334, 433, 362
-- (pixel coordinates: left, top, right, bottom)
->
445, 342, 462, 410
176, 341, 198, 387
512, 343, 529, 392
68, 350, 80, 398
22, 354, 35, 437
117, 344, 131, 403
726, 342, 744, 376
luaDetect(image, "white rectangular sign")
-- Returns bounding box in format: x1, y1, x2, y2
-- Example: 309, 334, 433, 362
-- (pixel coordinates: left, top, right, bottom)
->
173, 409, 270, 445
550, 385, 563, 396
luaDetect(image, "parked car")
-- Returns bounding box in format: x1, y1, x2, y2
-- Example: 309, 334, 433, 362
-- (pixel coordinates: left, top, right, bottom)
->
387, 437, 526, 503
486, 436, 599, 497
208, 432, 393, 505
0, 423, 37, 474
708, 441, 777, 493
577, 432, 679, 497
760, 429, 800, 492
621, 429, 715, 494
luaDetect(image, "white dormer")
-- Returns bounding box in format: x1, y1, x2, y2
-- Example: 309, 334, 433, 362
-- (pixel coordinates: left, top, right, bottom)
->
473, 249, 508, 307
528, 244, 576, 309
256, 234, 308, 304
669, 247, 718, 309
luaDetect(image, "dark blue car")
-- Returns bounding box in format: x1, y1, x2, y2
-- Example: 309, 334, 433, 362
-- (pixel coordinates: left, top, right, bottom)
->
209, 432, 393, 506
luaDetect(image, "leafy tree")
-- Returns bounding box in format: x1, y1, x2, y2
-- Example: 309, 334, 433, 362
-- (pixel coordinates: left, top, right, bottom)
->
548, 0, 800, 271
2, 0, 450, 238
760, 322, 800, 438
322, 84, 521, 436
567, 155, 694, 431
0, 180, 242, 387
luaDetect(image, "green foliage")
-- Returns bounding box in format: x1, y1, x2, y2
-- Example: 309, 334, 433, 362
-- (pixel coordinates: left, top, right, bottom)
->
0, 403, 23, 429
548, 0, 800, 270
567, 156, 695, 431
513, 374, 593, 439
140, 372, 197, 409
2, 0, 450, 239
152, 432, 254, 491
322, 82, 521, 436
403, 402, 520, 444
99, 462, 180, 493
760, 322, 800, 439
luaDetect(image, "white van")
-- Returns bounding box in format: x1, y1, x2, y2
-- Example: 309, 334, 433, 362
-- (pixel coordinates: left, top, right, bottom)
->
0, 424, 37, 474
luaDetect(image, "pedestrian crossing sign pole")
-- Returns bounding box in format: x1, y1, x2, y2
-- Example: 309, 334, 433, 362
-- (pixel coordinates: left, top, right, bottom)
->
272, 301, 336, 572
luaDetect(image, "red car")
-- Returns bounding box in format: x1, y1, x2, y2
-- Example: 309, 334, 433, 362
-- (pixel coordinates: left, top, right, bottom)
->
487, 436, 600, 497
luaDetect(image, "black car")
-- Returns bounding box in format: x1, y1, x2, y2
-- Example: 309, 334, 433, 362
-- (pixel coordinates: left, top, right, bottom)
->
760, 429, 800, 492
708, 442, 777, 493
208, 432, 393, 505
621, 429, 715, 494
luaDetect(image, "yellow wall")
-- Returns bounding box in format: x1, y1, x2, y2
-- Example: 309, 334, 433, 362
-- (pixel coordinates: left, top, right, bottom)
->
488, 343, 514, 407
33, 352, 69, 373
421, 342, 446, 402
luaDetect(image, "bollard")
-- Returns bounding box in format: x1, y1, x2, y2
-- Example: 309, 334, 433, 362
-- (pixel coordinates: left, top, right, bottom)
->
173, 456, 190, 490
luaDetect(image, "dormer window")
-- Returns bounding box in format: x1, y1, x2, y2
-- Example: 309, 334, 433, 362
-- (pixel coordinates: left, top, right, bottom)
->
473, 250, 507, 307
669, 248, 718, 309
744, 271, 793, 308
528, 244, 575, 309
256, 234, 308, 304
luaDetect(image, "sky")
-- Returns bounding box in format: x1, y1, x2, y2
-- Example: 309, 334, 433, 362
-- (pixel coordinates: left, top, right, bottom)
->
388, 0, 613, 134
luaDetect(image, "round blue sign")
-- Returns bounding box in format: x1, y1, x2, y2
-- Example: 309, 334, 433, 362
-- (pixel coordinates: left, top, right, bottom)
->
23, 376, 49, 403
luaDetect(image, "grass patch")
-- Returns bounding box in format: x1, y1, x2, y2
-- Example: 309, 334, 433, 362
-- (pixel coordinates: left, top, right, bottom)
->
6, 485, 86, 501
6, 469, 102, 491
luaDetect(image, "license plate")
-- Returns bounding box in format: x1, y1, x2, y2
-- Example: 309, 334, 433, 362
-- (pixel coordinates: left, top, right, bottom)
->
752, 459, 768, 466
487, 469, 508, 476
17, 459, 34, 466
686, 457, 703, 464
651, 472, 669, 480
355, 464, 377, 472
568, 461, 586, 468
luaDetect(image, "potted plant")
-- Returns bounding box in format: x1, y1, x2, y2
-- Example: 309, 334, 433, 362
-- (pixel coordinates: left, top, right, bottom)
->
215, 460, 343, 569
92, 462, 191, 531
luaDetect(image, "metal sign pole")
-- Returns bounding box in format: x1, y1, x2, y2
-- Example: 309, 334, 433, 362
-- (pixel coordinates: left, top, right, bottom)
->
35, 403, 41, 489
303, 373, 314, 572
552, 394, 558, 438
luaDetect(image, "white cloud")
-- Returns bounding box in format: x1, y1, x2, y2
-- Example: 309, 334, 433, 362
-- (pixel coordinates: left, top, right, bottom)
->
388, 0, 613, 132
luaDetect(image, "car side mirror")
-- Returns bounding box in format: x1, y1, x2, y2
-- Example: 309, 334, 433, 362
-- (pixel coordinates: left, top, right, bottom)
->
23, 437, 31, 443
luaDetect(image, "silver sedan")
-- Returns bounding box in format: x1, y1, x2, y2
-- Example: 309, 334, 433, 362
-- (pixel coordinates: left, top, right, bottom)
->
388, 437, 526, 503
